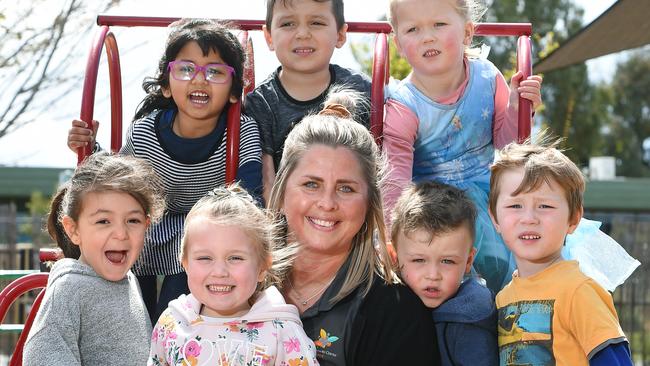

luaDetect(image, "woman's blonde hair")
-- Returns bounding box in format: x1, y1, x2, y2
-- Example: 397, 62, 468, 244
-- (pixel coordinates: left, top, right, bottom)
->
268, 88, 395, 303
180, 184, 294, 298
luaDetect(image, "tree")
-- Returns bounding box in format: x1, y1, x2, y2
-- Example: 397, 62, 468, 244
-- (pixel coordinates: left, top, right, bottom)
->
482, 0, 615, 167
351, 36, 412, 81
604, 50, 650, 177
20, 191, 53, 247
0, 0, 120, 139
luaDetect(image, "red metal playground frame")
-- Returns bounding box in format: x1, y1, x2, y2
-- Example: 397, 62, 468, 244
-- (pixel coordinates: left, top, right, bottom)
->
77, 15, 533, 176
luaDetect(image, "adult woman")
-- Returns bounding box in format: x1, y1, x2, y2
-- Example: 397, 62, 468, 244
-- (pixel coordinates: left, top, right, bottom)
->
268, 91, 441, 365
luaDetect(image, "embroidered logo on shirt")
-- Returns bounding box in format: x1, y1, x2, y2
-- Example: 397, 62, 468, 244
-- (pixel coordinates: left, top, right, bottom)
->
314, 328, 339, 349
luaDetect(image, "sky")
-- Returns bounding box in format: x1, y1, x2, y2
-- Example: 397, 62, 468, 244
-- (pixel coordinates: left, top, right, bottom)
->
0, 0, 619, 168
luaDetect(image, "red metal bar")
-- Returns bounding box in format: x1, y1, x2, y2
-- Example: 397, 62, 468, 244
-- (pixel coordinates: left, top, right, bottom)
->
475, 23, 532, 36
77, 27, 123, 162
371, 33, 388, 146
97, 15, 393, 33
97, 16, 531, 36
78, 25, 111, 164
39, 248, 63, 262
225, 32, 249, 184
104, 32, 123, 153
0, 274, 48, 322
8, 288, 46, 366
516, 35, 533, 142
0, 273, 49, 366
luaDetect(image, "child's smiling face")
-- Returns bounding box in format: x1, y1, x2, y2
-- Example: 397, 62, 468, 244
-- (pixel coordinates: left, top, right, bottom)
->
263, 0, 347, 77
182, 219, 268, 318
163, 41, 237, 131
62, 191, 149, 282
396, 226, 475, 308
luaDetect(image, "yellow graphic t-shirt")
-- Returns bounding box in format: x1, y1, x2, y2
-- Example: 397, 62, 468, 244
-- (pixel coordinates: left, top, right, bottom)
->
496, 260, 626, 366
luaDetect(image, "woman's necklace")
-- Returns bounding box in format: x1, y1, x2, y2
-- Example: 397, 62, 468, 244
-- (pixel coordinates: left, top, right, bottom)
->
287, 275, 336, 306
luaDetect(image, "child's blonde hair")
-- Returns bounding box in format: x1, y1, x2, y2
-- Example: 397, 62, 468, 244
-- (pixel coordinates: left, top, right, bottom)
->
489, 139, 585, 223
47, 152, 165, 259
388, 0, 487, 30
180, 184, 293, 293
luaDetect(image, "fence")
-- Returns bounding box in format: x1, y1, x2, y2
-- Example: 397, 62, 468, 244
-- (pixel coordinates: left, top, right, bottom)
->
586, 210, 650, 365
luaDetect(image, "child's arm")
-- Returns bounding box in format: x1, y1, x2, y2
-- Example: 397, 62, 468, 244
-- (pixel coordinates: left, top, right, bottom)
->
67, 119, 99, 153
382, 99, 419, 228
589, 342, 633, 366
275, 322, 319, 366
235, 115, 264, 204
262, 154, 276, 206
492, 71, 543, 149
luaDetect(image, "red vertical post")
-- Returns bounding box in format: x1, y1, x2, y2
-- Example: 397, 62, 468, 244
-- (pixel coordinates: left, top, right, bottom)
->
371, 33, 388, 147
78, 26, 111, 164
517, 35, 533, 143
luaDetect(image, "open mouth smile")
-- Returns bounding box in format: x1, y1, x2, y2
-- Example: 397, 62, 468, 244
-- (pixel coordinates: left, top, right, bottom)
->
208, 285, 233, 292
189, 91, 209, 104
423, 49, 441, 57
105, 250, 127, 264
308, 217, 336, 228
293, 47, 315, 54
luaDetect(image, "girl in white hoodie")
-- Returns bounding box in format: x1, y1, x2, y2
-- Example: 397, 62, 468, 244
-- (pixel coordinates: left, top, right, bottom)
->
148, 184, 318, 366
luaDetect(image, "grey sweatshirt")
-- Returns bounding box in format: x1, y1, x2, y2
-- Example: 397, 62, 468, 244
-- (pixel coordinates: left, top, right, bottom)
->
23, 258, 151, 365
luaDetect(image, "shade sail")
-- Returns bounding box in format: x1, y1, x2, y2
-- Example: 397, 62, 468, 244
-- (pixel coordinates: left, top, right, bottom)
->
535, 0, 650, 73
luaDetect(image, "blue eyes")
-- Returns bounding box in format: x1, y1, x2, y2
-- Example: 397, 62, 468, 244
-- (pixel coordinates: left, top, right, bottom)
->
302, 181, 354, 193
195, 256, 245, 262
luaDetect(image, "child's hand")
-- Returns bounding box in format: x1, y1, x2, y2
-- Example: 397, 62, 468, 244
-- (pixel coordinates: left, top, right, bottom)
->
68, 119, 99, 153
509, 71, 543, 111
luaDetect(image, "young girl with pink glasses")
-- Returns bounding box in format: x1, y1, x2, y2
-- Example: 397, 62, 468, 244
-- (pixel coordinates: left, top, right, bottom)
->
67, 19, 262, 322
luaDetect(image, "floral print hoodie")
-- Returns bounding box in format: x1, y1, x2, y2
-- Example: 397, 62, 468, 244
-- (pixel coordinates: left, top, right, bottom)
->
148, 286, 318, 366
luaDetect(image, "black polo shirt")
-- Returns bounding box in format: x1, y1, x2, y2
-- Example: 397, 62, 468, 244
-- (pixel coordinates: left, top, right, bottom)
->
300, 257, 441, 365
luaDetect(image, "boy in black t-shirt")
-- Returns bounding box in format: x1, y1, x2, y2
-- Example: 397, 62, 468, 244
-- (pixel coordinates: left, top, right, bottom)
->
244, 0, 371, 204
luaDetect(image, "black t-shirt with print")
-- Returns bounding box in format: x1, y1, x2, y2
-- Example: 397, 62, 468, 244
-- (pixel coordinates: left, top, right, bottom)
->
244, 64, 372, 170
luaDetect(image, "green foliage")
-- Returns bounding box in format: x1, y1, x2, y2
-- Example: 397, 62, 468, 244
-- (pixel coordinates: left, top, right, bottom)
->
604, 50, 650, 177
350, 35, 412, 81
19, 191, 52, 244
484, 0, 603, 167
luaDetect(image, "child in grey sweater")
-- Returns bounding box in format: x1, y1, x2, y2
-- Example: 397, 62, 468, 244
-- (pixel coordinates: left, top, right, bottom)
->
23, 152, 165, 365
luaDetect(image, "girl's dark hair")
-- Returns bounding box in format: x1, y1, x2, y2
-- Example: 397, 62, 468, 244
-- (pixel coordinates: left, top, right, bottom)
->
47, 152, 165, 259
133, 18, 245, 121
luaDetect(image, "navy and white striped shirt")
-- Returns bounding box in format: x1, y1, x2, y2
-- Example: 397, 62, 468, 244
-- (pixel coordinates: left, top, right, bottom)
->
120, 108, 262, 275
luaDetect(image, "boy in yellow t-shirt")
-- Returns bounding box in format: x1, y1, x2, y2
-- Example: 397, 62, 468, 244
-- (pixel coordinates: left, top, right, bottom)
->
488, 141, 632, 366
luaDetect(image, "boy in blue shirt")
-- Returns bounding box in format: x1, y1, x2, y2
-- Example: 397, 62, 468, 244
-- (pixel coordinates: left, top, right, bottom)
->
392, 181, 498, 366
